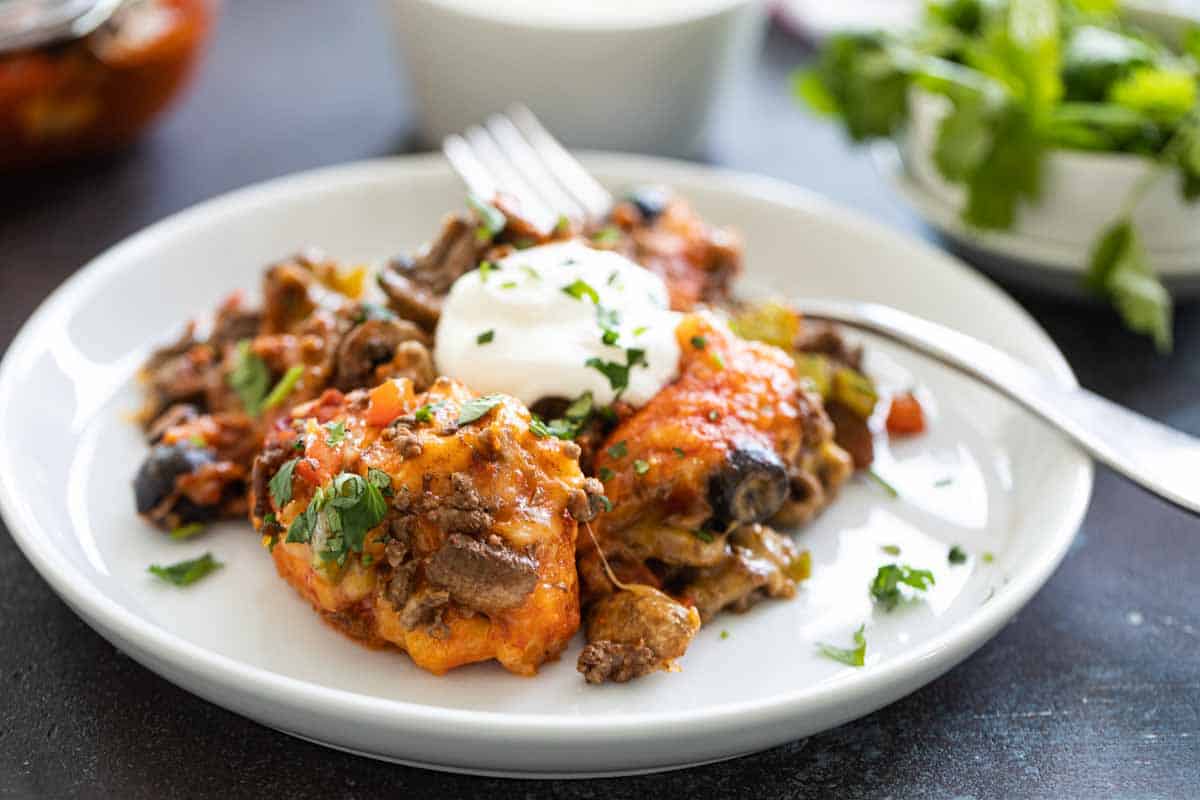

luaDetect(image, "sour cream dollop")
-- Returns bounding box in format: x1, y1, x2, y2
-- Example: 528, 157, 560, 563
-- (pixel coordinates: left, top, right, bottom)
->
435, 241, 681, 407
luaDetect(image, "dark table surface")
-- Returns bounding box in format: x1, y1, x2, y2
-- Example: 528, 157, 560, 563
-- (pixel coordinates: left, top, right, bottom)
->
2, 3, 1197, 798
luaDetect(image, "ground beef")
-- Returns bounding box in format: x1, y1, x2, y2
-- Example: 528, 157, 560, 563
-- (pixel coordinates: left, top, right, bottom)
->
425, 533, 538, 613
399, 588, 450, 631
577, 641, 659, 684
385, 562, 417, 610
424, 473, 494, 535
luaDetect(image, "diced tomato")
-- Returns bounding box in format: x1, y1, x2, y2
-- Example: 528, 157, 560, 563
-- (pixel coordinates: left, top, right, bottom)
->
886, 392, 926, 436
364, 379, 412, 427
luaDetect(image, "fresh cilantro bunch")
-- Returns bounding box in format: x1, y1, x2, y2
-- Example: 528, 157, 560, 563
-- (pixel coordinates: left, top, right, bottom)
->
797, 0, 1200, 351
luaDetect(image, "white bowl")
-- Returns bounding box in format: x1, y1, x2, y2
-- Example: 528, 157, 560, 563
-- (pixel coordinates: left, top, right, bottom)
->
902, 88, 1200, 257
383, 0, 765, 157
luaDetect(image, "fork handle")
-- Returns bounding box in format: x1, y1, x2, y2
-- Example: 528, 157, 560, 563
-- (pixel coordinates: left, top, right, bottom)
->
795, 299, 1200, 516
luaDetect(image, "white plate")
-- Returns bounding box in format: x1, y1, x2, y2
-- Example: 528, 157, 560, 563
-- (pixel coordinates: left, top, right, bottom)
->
0, 153, 1092, 777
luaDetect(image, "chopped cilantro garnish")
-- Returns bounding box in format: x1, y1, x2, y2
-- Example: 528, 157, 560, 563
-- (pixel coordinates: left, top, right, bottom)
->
149, 553, 223, 587
673, 447, 686, 458
555, 215, 571, 234
476, 329, 495, 345
325, 420, 346, 446
720, 630, 730, 640
948, 545, 968, 565
982, 552, 995, 564
562, 279, 600, 304
596, 304, 621, 333
601, 329, 619, 346
598, 467, 615, 481
690, 335, 707, 350
413, 401, 444, 423
866, 468, 899, 499
817, 624, 866, 667
564, 392, 593, 421
478, 260, 498, 282
607, 441, 627, 459
169, 523, 205, 541
457, 394, 505, 425
500, 281, 518, 289
227, 339, 270, 416
592, 226, 621, 245
188, 435, 208, 449
530, 392, 594, 441
261, 365, 305, 412
633, 326, 648, 337
597, 495, 613, 513
521, 265, 541, 281
694, 530, 715, 543
367, 467, 393, 496
870, 564, 935, 611
269, 458, 300, 507
285, 472, 389, 567
633, 459, 650, 475
585, 347, 646, 396
466, 194, 506, 237
881, 544, 901, 556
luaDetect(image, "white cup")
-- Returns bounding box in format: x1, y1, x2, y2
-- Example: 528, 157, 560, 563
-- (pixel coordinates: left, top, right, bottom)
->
384, 0, 766, 158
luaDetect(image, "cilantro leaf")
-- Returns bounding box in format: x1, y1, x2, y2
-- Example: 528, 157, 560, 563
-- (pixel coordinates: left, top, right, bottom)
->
948, 545, 968, 564
476, 329, 495, 345
466, 194, 506, 236
457, 394, 506, 425
227, 339, 270, 416
817, 624, 867, 667
286, 473, 389, 567
261, 365, 305, 412
797, 33, 910, 141
870, 564, 936, 611
269, 458, 300, 507
591, 226, 622, 245
325, 420, 346, 446
1086, 218, 1172, 352
169, 522, 205, 541
367, 467, 392, 493
149, 553, 223, 587
1109, 67, 1197, 126
413, 401, 444, 423
562, 279, 600, 304
530, 391, 596, 441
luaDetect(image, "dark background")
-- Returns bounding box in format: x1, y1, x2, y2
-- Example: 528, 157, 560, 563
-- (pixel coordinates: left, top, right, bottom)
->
1, 3, 1197, 798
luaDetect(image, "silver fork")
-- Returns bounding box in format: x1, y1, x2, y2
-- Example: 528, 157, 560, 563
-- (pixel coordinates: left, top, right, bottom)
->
442, 108, 1200, 516
442, 104, 613, 233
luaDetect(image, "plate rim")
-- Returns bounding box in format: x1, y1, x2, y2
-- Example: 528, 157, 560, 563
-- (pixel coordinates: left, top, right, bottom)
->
0, 151, 1093, 743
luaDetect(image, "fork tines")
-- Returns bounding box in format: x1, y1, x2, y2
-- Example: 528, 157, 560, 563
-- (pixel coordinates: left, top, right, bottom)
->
442, 104, 613, 233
